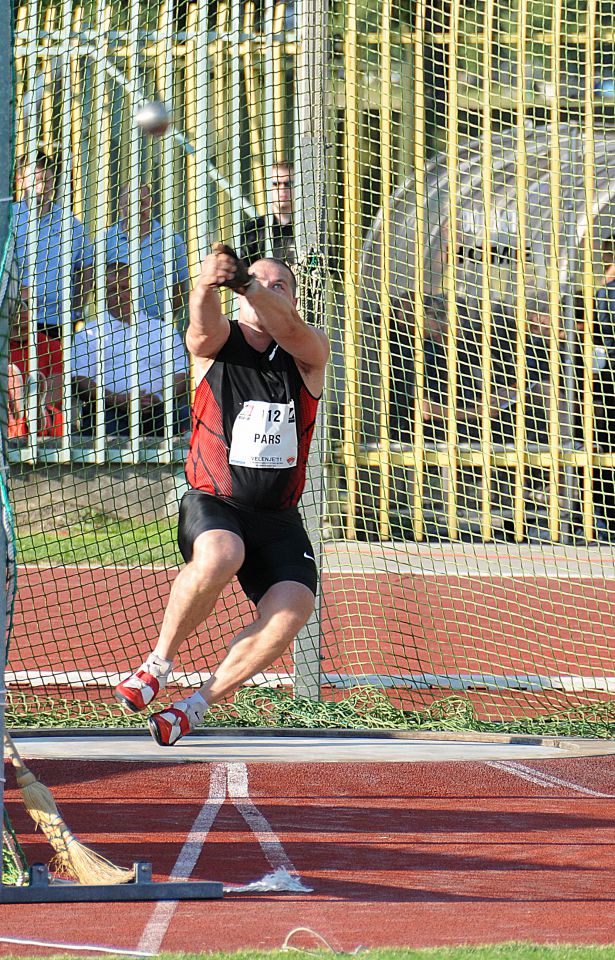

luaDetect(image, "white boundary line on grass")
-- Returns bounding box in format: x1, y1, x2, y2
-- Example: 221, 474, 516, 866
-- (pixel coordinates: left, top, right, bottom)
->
0, 936, 154, 956
486, 760, 615, 797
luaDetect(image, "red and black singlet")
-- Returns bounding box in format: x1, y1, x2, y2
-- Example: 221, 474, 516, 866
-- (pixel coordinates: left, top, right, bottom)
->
186, 320, 320, 510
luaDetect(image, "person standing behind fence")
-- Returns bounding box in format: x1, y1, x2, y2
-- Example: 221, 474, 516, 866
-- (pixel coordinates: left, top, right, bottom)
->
8, 294, 63, 440
241, 162, 296, 267
13, 150, 94, 339
388, 294, 518, 446
106, 184, 190, 328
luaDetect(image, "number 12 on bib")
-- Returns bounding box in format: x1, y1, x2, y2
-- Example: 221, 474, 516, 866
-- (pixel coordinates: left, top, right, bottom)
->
229, 400, 298, 469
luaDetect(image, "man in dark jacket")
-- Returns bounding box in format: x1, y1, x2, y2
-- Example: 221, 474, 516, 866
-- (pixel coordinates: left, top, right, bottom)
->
241, 162, 295, 266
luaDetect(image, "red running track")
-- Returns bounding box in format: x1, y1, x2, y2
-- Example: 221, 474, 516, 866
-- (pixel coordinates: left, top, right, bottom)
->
2, 754, 615, 953
9, 566, 615, 714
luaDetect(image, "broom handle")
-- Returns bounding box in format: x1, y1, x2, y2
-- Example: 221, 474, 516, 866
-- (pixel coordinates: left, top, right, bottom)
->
4, 732, 38, 788
4, 731, 76, 843
4, 732, 134, 884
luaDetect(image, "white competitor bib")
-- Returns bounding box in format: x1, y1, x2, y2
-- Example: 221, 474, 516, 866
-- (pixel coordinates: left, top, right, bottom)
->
229, 400, 297, 469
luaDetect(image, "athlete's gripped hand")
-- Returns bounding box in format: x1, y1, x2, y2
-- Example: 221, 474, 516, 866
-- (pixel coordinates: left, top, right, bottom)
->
188, 246, 246, 359
197, 244, 254, 295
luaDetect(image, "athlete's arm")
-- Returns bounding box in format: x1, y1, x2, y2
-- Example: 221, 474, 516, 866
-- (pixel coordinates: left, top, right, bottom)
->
211, 246, 329, 390
186, 254, 231, 359
244, 281, 329, 379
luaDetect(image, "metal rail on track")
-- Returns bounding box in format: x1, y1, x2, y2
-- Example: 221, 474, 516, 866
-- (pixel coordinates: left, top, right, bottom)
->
0, 861, 223, 903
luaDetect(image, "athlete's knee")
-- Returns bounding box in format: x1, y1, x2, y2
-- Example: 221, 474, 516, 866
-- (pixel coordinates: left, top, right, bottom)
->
190, 529, 245, 584
257, 582, 315, 635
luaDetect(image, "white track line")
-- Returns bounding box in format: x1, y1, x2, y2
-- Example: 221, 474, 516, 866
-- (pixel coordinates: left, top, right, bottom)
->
137, 761, 305, 954
10, 668, 615, 693
19, 560, 615, 579
486, 760, 615, 797
137, 763, 227, 955
0, 937, 153, 956
226, 761, 298, 874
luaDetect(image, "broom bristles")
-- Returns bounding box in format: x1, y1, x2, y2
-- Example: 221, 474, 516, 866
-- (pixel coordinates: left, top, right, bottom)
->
59, 839, 136, 885
4, 732, 135, 885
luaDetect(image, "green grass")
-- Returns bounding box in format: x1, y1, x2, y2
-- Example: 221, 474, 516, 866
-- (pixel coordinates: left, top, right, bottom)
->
165, 950, 615, 960
6, 688, 615, 738
1, 947, 615, 960
16, 515, 182, 567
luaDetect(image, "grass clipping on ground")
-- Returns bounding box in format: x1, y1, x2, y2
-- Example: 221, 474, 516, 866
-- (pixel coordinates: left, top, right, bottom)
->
2, 946, 615, 960
6, 687, 615, 738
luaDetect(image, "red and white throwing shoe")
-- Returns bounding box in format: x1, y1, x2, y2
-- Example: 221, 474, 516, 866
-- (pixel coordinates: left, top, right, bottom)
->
148, 704, 192, 746
114, 668, 161, 713
148, 693, 207, 747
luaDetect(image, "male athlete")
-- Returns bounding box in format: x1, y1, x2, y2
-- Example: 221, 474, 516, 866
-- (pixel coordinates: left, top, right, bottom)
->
114, 243, 329, 745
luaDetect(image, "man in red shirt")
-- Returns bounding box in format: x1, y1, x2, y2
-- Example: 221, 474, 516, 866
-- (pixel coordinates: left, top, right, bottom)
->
114, 244, 329, 746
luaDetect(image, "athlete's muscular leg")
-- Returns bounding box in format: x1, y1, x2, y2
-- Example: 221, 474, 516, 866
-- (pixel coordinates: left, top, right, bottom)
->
197, 581, 314, 706
153, 528, 245, 662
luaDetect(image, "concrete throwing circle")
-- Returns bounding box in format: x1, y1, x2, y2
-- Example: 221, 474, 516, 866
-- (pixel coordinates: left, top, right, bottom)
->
10, 729, 615, 763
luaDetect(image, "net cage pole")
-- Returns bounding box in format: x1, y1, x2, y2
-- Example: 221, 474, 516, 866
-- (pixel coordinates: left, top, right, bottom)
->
0, 457, 8, 887
292, 0, 329, 700
560, 127, 583, 544
0, 0, 15, 892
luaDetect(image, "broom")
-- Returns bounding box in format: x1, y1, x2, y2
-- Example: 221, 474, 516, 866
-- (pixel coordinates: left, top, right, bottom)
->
4, 732, 135, 885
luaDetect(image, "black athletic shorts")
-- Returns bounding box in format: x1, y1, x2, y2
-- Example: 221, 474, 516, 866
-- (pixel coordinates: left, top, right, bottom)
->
177, 488, 318, 605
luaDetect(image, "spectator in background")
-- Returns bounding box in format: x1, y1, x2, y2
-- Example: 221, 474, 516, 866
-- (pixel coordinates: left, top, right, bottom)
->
241, 162, 296, 266
594, 258, 615, 349
389, 294, 449, 444
8, 294, 63, 439
454, 292, 555, 445
389, 294, 519, 446
508, 290, 562, 446
71, 260, 190, 436
106, 184, 190, 326
13, 150, 94, 338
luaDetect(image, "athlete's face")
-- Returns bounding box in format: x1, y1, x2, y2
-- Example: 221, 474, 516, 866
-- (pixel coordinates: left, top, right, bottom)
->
239, 260, 297, 325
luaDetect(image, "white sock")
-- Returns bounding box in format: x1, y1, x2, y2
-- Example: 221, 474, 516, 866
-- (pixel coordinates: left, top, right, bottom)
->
176, 691, 209, 726
144, 653, 173, 686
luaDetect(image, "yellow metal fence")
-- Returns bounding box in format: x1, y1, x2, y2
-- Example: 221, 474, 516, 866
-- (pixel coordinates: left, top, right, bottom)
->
12, 0, 615, 543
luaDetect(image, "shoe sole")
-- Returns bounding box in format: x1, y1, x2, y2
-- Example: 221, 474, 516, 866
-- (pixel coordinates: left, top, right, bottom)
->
114, 690, 145, 714
148, 715, 167, 746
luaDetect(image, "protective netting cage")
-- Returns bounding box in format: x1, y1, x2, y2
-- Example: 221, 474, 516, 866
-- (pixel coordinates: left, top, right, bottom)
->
2, 0, 615, 756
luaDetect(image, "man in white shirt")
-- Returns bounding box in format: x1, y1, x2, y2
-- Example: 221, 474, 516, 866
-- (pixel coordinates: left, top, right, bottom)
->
72, 260, 190, 435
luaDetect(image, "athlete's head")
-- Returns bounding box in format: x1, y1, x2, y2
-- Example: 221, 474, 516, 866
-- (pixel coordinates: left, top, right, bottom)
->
239, 259, 297, 327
